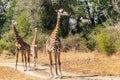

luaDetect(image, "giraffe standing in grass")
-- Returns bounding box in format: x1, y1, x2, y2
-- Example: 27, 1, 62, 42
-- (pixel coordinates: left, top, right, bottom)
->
31, 28, 38, 67
46, 8, 70, 79
11, 20, 31, 71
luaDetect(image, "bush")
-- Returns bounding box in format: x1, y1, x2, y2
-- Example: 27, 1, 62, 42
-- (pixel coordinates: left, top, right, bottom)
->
16, 11, 31, 38
95, 29, 116, 55
107, 27, 120, 52
96, 33, 115, 55
62, 34, 89, 52
87, 38, 96, 51
37, 32, 49, 49
0, 30, 16, 55
0, 40, 5, 54
88, 26, 104, 51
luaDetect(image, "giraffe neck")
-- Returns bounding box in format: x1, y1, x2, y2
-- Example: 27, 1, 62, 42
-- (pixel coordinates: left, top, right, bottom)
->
13, 26, 24, 44
32, 29, 37, 45
51, 15, 61, 39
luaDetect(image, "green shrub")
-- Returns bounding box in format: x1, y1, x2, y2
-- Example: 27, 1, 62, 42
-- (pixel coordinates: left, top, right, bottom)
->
0, 40, 5, 54
87, 38, 96, 51
107, 27, 120, 52
87, 25, 104, 51
95, 31, 115, 55
16, 11, 31, 38
0, 30, 16, 55
0, 40, 15, 55
62, 34, 89, 52
37, 32, 49, 49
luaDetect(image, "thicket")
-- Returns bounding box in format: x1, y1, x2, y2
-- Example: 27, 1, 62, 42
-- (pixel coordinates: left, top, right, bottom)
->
87, 25, 120, 56
0, 0, 120, 56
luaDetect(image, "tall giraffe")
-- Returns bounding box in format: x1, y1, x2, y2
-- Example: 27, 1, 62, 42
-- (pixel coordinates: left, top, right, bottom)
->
11, 20, 31, 71
31, 28, 38, 67
46, 8, 70, 79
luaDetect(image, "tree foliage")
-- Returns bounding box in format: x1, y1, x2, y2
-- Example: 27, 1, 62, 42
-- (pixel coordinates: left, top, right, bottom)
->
0, 0, 120, 55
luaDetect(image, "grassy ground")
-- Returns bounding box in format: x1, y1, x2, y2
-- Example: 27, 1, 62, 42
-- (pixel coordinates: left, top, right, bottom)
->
37, 51, 120, 76
1, 51, 120, 79
0, 66, 39, 80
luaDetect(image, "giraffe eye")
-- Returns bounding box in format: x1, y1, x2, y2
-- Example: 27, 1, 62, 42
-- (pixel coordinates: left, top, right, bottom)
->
61, 10, 64, 13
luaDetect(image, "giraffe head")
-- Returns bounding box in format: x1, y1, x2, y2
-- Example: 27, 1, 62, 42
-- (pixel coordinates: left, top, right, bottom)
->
35, 28, 38, 31
56, 8, 70, 18
11, 19, 17, 27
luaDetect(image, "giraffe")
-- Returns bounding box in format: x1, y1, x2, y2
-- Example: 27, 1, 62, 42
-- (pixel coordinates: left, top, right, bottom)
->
46, 8, 70, 79
31, 28, 38, 67
11, 20, 31, 71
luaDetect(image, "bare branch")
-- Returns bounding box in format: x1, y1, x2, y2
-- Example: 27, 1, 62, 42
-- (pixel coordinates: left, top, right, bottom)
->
112, 0, 120, 15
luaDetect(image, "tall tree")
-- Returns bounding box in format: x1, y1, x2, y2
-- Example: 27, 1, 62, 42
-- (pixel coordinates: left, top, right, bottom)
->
0, 0, 7, 28
0, 0, 16, 37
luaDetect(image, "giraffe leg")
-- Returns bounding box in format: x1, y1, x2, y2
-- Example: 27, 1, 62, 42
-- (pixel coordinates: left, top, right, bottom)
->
34, 56, 36, 67
35, 48, 38, 67
15, 48, 19, 71
34, 49, 37, 67
21, 51, 25, 69
48, 51, 53, 78
58, 52, 62, 79
24, 51, 27, 71
32, 47, 36, 67
34, 56, 37, 67
34, 47, 38, 67
54, 50, 58, 79
27, 47, 31, 70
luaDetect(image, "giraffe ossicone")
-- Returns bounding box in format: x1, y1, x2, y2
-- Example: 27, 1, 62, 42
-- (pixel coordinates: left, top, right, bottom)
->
12, 20, 18, 26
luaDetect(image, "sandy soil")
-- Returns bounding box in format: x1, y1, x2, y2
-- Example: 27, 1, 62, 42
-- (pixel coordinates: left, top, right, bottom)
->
1, 51, 120, 80
0, 62, 120, 80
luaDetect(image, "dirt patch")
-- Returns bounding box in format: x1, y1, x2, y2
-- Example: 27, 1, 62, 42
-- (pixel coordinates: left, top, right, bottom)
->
0, 66, 40, 80
1, 51, 120, 80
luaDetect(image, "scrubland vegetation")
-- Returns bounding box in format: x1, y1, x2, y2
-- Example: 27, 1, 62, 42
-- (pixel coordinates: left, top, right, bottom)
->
0, 0, 120, 56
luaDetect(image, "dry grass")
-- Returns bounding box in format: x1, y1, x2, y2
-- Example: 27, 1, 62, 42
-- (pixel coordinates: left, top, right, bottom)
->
1, 51, 120, 79
37, 51, 120, 76
0, 53, 42, 80
0, 66, 39, 80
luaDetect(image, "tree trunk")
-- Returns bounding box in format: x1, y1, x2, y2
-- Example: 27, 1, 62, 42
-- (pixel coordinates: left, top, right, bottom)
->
112, 0, 120, 16
84, 1, 95, 27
